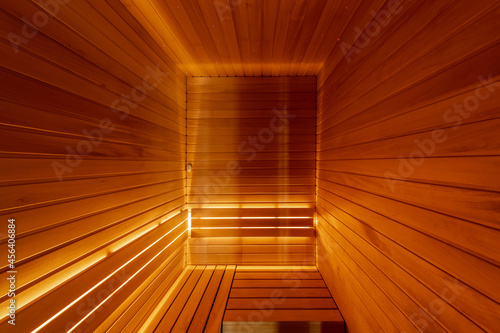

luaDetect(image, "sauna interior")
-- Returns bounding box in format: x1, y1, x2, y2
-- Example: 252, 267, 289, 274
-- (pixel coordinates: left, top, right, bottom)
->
0, 0, 499, 332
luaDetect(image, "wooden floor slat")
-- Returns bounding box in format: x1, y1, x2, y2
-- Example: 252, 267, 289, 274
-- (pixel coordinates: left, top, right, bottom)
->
223, 266, 344, 332
224, 309, 343, 322
226, 297, 337, 310
231, 279, 326, 288
230, 288, 332, 298
234, 272, 322, 280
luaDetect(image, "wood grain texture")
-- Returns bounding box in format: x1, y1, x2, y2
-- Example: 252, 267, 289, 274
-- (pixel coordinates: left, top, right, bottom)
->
123, 0, 350, 76
223, 266, 344, 332
0, 0, 187, 331
1, 0, 498, 332
316, 1, 500, 332
134, 265, 343, 333
187, 77, 316, 265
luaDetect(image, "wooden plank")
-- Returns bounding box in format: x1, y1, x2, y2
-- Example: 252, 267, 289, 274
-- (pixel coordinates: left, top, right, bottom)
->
189, 245, 315, 254
318, 172, 500, 229
235, 266, 318, 272
188, 92, 316, 102
4, 196, 184, 268
104, 250, 185, 332
171, 266, 216, 332
191, 218, 313, 228
317, 181, 500, 267
188, 237, 314, 246
317, 156, 500, 192
204, 265, 236, 333
190, 228, 315, 238
222, 321, 345, 333
191, 208, 314, 218
188, 110, 317, 119
0, 171, 183, 211
231, 279, 326, 288
187, 83, 316, 94
234, 272, 322, 280
4, 224, 187, 332
188, 253, 314, 265
187, 195, 315, 205
226, 297, 336, 310
187, 265, 226, 333
224, 309, 343, 322
230, 288, 331, 298
138, 266, 195, 332
317, 198, 500, 324
187, 186, 315, 196
155, 266, 205, 331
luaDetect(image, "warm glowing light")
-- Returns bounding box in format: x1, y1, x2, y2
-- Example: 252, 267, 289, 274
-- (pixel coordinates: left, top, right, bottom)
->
192, 227, 313, 230
192, 203, 312, 209
109, 224, 158, 253
32, 220, 186, 333
188, 209, 192, 238
67, 230, 187, 333
196, 216, 312, 220
0, 253, 106, 320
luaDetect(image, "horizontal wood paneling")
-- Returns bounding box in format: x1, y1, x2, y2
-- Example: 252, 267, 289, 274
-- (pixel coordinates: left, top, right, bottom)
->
187, 77, 316, 265
0, 0, 186, 331
316, 1, 500, 332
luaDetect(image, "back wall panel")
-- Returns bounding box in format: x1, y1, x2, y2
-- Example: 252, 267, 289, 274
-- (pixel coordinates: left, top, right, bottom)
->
187, 77, 316, 265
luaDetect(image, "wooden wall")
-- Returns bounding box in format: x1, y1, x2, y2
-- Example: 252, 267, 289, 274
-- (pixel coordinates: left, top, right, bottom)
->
317, 0, 500, 332
0, 1, 187, 332
187, 77, 316, 265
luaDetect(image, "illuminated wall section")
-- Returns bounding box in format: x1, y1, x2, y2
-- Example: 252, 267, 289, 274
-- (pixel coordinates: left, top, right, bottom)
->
0, 1, 187, 332
186, 77, 316, 265
316, 1, 500, 332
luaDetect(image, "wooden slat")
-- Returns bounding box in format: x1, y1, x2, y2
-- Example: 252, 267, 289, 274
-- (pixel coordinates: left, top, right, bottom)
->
189, 245, 315, 254
187, 254, 315, 266
189, 237, 315, 246
155, 266, 205, 331
222, 321, 345, 332
171, 266, 216, 332
231, 279, 326, 288
190, 228, 315, 239
226, 297, 336, 310
191, 218, 313, 228
316, 1, 500, 332
224, 309, 343, 322
234, 272, 322, 280
204, 265, 236, 333
103, 250, 185, 332
224, 267, 344, 331
230, 288, 331, 298
235, 266, 318, 272
187, 265, 226, 333
191, 208, 313, 218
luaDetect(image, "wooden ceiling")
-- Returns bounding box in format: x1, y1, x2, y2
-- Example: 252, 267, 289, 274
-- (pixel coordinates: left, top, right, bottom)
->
123, 0, 351, 76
